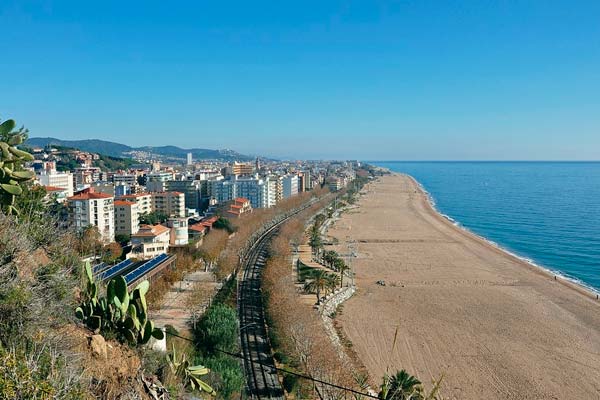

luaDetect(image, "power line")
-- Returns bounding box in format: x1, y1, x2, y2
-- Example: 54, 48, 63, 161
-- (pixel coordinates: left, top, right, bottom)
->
165, 331, 379, 399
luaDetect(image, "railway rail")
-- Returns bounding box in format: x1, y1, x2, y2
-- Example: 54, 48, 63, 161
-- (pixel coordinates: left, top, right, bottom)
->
238, 197, 329, 399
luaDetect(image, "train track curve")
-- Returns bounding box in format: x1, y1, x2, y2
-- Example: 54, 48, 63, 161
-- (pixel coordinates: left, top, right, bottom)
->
238, 198, 328, 399
239, 224, 285, 399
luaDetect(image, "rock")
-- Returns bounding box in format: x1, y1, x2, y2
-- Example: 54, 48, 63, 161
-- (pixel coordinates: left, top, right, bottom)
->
89, 334, 108, 360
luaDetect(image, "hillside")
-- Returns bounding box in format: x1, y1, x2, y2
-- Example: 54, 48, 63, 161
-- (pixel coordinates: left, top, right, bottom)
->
26, 137, 253, 161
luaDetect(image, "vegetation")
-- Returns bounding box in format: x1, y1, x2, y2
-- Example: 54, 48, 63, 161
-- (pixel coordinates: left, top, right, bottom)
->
261, 197, 359, 398
0, 193, 85, 398
51, 145, 138, 172
303, 269, 339, 305
193, 295, 244, 399
139, 210, 168, 225
379, 370, 444, 400
213, 216, 236, 234
0, 118, 35, 216
75, 262, 165, 345
167, 344, 215, 395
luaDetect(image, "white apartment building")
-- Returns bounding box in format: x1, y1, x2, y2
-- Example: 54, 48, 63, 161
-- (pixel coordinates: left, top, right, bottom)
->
210, 176, 270, 209
114, 200, 140, 237
67, 188, 115, 243
129, 224, 170, 260
146, 172, 174, 192
282, 174, 299, 199
152, 192, 185, 218
265, 176, 278, 208
112, 173, 138, 187
116, 193, 153, 215
37, 170, 74, 197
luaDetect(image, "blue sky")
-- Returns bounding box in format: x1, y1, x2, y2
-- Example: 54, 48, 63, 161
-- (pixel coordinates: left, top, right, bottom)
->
1, 1, 599, 160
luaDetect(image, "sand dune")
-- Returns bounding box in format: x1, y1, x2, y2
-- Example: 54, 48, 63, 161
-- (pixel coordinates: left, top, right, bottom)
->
331, 174, 600, 399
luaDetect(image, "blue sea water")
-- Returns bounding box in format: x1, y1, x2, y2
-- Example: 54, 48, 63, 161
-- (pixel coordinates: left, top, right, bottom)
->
372, 162, 600, 292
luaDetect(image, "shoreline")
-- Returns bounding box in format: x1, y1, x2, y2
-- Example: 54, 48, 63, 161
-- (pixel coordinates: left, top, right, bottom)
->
330, 173, 600, 399
402, 172, 600, 301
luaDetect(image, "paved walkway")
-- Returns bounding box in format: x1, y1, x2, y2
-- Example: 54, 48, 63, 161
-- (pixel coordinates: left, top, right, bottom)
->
150, 270, 221, 334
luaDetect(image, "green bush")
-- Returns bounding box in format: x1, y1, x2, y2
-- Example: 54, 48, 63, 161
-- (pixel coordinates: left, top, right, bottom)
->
0, 285, 30, 347
197, 354, 244, 400
282, 372, 299, 394
195, 304, 239, 355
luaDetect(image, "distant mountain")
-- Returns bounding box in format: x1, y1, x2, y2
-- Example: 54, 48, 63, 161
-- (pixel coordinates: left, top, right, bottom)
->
26, 137, 253, 161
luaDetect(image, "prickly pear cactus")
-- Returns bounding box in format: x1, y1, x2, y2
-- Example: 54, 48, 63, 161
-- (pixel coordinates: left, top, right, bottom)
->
75, 261, 165, 345
0, 119, 35, 215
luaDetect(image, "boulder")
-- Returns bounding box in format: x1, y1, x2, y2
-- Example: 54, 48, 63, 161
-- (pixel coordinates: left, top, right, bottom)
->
89, 334, 108, 360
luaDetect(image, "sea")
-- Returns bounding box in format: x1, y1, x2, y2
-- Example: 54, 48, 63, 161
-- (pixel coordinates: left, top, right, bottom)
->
372, 161, 600, 293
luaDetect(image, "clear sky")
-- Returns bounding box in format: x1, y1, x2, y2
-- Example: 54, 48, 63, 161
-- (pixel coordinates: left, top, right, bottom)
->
1, 1, 599, 160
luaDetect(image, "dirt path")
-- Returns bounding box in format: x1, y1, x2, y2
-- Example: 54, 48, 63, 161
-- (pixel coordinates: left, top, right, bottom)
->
331, 174, 600, 399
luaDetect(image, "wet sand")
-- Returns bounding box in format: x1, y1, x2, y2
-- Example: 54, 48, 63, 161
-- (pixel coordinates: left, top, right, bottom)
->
332, 174, 600, 399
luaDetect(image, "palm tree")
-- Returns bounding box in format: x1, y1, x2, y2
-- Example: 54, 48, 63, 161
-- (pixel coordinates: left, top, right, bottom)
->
309, 228, 322, 255
324, 272, 340, 295
323, 250, 337, 268
379, 370, 423, 400
335, 260, 351, 287
304, 269, 330, 305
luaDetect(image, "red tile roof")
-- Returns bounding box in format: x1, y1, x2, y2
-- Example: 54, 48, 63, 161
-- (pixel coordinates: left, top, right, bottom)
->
67, 188, 112, 200
189, 224, 207, 233
114, 200, 136, 206
43, 185, 67, 192
132, 224, 170, 237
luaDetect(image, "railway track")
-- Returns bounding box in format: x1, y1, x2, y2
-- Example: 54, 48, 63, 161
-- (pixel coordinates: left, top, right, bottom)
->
238, 196, 335, 399
239, 224, 285, 399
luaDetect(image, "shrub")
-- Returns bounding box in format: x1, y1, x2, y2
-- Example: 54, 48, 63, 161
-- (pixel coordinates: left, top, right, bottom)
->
197, 354, 244, 400
195, 304, 239, 355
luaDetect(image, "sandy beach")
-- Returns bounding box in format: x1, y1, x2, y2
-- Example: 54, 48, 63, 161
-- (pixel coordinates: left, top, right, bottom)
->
330, 174, 600, 399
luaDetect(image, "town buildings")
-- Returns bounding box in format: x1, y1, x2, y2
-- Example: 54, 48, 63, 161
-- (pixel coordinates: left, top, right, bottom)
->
129, 224, 171, 259
37, 170, 74, 197
152, 192, 185, 218
114, 200, 140, 237
67, 188, 115, 243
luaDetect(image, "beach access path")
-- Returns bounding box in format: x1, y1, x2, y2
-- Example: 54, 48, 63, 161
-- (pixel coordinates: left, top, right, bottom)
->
330, 174, 600, 399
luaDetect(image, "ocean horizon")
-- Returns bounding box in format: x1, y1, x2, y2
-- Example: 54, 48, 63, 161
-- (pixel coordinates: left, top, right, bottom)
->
372, 161, 600, 293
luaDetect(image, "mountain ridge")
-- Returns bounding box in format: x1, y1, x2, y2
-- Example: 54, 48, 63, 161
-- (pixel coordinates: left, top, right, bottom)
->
26, 137, 253, 161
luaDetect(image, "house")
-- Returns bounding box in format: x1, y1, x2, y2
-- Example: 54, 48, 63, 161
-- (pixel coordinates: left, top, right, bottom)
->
43, 185, 70, 203
224, 197, 252, 219
128, 224, 170, 260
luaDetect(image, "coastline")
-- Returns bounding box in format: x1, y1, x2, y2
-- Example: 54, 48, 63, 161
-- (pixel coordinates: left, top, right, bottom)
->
403, 172, 600, 300
329, 173, 600, 399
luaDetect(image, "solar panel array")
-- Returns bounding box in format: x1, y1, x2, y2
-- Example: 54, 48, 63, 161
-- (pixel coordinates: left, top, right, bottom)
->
92, 262, 107, 275
97, 259, 133, 282
124, 253, 169, 285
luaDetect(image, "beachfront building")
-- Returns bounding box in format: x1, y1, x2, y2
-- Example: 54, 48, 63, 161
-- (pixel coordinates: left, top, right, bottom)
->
265, 176, 278, 207
129, 224, 170, 260
282, 174, 299, 198
114, 200, 140, 237
298, 171, 312, 192
152, 191, 185, 218
67, 188, 115, 243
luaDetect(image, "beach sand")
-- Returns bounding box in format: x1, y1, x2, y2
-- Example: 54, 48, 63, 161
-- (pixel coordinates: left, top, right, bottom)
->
330, 174, 600, 399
